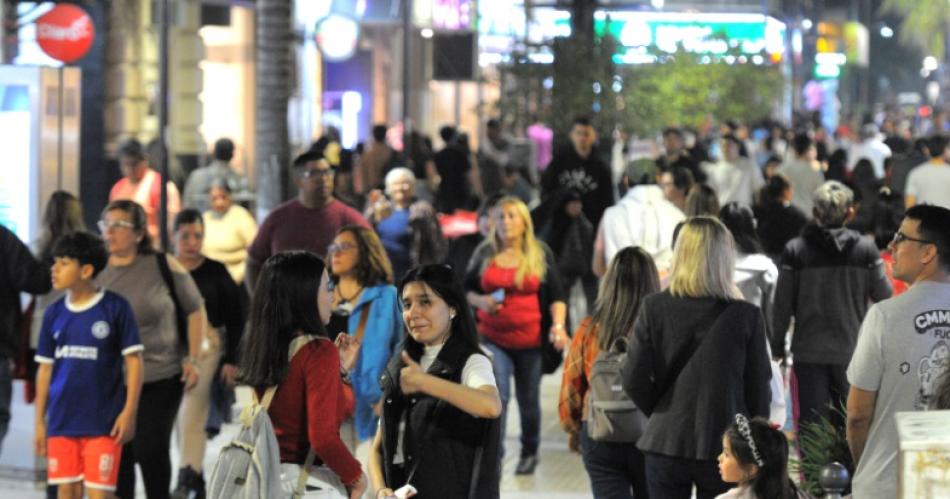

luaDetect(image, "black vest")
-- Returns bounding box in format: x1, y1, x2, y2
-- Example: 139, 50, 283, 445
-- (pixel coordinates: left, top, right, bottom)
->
379, 336, 501, 499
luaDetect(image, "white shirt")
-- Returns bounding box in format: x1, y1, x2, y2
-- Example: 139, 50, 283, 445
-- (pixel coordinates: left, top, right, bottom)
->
599, 185, 685, 273
905, 162, 950, 210
848, 139, 892, 178
703, 158, 765, 207
420, 344, 497, 389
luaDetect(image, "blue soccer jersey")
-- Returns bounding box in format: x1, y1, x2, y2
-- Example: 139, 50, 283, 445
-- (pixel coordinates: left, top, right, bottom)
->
35, 290, 143, 437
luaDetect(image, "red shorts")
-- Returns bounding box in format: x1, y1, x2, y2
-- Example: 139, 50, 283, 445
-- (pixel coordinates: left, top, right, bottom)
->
47, 436, 122, 491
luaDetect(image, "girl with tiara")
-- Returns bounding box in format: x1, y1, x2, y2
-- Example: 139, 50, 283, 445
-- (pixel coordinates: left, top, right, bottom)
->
717, 414, 806, 498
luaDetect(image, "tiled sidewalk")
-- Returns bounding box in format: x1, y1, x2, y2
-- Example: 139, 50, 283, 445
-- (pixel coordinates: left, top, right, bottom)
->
0, 370, 593, 498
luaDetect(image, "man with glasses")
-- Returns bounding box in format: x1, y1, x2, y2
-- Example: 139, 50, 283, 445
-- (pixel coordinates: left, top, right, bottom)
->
847, 204, 950, 499
245, 151, 369, 290
772, 180, 893, 436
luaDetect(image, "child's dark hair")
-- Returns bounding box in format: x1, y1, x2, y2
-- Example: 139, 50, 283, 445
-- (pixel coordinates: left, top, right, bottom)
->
52, 231, 109, 278
725, 416, 797, 499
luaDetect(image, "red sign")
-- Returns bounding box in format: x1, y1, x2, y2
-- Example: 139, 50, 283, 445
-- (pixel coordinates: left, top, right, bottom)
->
36, 4, 95, 63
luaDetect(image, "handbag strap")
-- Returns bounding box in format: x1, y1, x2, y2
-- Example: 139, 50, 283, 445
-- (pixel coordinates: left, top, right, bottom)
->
293, 449, 318, 498
655, 301, 734, 404
354, 301, 372, 343
155, 253, 188, 347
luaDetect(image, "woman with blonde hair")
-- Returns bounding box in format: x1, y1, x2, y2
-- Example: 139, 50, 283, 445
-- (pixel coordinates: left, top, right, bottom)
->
465, 196, 568, 475
623, 216, 772, 499
327, 225, 404, 450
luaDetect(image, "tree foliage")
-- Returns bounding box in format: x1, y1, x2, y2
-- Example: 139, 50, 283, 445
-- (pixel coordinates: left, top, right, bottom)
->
881, 0, 950, 60
619, 50, 783, 136
496, 42, 783, 139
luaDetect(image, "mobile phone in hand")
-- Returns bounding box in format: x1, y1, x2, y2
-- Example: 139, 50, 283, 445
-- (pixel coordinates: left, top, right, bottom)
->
491, 289, 505, 303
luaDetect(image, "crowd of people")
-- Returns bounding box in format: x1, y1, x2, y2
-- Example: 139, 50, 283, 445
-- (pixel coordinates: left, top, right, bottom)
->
1, 109, 950, 499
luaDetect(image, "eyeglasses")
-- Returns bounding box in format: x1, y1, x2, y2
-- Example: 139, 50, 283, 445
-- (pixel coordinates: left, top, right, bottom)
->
327, 242, 357, 254
97, 220, 135, 232
892, 231, 935, 247
299, 168, 334, 179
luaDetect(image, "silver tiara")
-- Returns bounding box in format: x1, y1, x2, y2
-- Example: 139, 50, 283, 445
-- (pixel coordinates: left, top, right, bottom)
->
735, 414, 764, 467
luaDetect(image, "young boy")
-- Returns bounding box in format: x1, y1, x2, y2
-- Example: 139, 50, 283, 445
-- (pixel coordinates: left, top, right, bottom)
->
34, 232, 144, 499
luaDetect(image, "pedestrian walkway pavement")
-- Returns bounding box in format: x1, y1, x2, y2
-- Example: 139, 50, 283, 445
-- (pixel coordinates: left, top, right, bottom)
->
0, 369, 593, 498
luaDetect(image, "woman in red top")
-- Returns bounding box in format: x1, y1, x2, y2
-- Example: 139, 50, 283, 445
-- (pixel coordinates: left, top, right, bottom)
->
464, 196, 568, 475
558, 246, 659, 498
238, 251, 367, 498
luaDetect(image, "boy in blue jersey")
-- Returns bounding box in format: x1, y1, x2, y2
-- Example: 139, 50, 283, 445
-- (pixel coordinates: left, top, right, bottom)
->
34, 232, 144, 498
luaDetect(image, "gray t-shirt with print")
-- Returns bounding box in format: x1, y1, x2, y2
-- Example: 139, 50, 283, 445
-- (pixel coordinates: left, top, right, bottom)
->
96, 253, 204, 383
847, 281, 950, 499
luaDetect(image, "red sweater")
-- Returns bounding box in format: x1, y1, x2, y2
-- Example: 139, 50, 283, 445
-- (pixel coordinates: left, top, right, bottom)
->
264, 338, 361, 485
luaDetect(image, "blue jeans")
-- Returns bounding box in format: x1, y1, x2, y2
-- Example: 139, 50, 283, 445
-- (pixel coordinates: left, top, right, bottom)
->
580, 423, 649, 499
482, 340, 541, 458
643, 452, 728, 499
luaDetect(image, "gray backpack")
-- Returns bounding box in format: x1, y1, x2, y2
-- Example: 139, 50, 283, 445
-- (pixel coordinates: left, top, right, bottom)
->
207, 337, 319, 499
587, 337, 647, 442
206, 386, 284, 499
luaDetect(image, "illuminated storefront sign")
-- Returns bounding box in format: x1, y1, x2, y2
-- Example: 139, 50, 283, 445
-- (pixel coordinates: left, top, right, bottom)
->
593, 12, 785, 63
477, 9, 785, 64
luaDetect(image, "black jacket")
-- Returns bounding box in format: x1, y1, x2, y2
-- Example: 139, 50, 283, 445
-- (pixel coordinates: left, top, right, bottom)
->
623, 292, 771, 461
0, 225, 51, 359
772, 224, 892, 364
753, 200, 808, 262
541, 149, 615, 229
378, 335, 501, 499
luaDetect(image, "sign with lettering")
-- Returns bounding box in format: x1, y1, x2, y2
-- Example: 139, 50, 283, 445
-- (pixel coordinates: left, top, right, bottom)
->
35, 4, 95, 63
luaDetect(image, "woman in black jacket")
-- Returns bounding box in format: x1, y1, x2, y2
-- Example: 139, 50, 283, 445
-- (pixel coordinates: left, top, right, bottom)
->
368, 264, 502, 499
623, 216, 772, 499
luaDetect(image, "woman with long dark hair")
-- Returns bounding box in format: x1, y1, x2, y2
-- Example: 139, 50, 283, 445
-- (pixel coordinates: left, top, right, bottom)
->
369, 264, 502, 499
719, 203, 779, 335
559, 247, 660, 498
238, 251, 367, 498
170, 209, 245, 497
623, 217, 772, 499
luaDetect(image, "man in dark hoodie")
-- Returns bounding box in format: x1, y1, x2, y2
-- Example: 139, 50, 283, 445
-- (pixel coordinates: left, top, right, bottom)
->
540, 116, 614, 229
772, 180, 893, 432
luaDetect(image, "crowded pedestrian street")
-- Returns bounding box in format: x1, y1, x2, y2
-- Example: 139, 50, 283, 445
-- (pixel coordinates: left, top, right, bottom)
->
5, 0, 950, 498
0, 370, 594, 498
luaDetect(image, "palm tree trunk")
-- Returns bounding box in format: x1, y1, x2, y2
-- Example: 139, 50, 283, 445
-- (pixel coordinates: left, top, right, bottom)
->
255, 0, 293, 218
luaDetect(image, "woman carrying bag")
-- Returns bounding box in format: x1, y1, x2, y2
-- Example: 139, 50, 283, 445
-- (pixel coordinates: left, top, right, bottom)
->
238, 251, 367, 498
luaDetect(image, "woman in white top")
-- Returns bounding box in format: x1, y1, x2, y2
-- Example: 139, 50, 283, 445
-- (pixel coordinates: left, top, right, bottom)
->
368, 264, 502, 499
719, 202, 786, 427
201, 179, 257, 284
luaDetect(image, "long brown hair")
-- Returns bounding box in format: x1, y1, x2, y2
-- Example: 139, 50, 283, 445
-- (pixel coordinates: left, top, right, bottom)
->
38, 191, 85, 262
331, 225, 394, 285
591, 247, 660, 350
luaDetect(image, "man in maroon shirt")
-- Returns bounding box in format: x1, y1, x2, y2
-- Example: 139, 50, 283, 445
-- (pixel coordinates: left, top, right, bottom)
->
246, 151, 370, 291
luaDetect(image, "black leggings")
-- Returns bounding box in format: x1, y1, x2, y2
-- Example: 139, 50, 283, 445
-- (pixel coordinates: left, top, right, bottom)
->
117, 375, 184, 499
